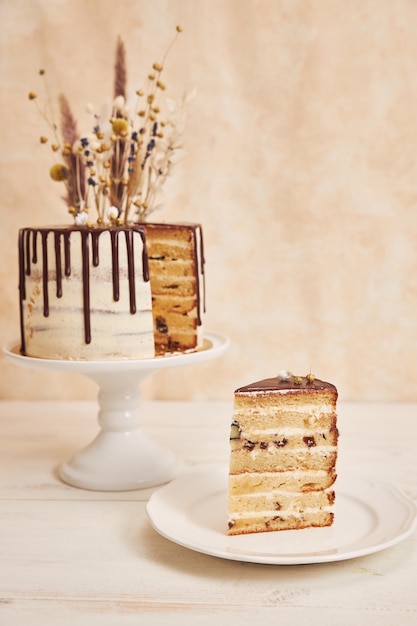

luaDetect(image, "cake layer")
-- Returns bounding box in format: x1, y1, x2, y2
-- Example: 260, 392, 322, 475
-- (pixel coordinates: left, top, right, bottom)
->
231, 426, 339, 450
229, 446, 337, 473
229, 469, 337, 495
228, 487, 335, 515
227, 509, 334, 535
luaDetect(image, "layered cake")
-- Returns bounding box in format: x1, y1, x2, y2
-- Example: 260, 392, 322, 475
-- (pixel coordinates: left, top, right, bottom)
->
20, 29, 206, 360
18, 222, 204, 360
227, 371, 338, 535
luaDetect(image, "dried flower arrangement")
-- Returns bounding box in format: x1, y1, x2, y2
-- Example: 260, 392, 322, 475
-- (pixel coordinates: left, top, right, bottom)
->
28, 26, 189, 226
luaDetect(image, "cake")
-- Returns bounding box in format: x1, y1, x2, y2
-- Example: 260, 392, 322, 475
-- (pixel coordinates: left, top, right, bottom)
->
18, 222, 204, 360
20, 29, 206, 360
227, 371, 338, 535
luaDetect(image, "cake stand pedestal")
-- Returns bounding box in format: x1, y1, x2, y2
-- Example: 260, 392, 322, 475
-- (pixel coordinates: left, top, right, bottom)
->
4, 332, 229, 491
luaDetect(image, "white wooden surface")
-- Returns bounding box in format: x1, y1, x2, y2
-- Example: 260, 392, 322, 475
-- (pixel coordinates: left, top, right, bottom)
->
0, 400, 416, 626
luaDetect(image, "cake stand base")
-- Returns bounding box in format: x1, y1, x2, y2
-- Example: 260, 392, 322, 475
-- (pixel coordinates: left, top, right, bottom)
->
59, 430, 182, 491
4, 332, 229, 491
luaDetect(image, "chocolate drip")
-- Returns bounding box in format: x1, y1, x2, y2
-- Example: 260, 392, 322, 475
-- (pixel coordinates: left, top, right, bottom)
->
80, 230, 91, 343
91, 231, 100, 267
63, 231, 71, 276
110, 230, 120, 302
41, 230, 49, 316
125, 229, 136, 314
19, 225, 149, 352
54, 231, 63, 298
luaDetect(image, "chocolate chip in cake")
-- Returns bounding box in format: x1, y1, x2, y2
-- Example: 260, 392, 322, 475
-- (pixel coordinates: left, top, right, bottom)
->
303, 436, 316, 447
243, 440, 256, 451
156, 316, 168, 334
274, 438, 288, 448
260, 441, 268, 450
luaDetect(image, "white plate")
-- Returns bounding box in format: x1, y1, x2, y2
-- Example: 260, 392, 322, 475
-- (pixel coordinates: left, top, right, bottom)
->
147, 467, 417, 565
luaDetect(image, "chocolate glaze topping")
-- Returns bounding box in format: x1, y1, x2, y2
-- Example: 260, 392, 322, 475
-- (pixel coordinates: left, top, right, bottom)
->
19, 225, 149, 353
235, 376, 337, 394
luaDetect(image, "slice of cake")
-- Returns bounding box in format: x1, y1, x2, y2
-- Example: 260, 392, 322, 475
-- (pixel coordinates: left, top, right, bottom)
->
227, 371, 338, 535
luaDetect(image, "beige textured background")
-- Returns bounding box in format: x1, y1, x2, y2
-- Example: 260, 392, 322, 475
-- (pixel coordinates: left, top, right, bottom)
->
1, 0, 416, 402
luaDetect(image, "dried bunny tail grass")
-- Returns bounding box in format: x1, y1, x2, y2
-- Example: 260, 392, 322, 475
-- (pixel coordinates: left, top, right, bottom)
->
58, 94, 85, 207
114, 36, 127, 101
59, 94, 78, 145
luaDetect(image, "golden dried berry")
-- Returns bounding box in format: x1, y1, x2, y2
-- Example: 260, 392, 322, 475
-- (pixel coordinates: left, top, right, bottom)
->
111, 118, 129, 136
40, 136, 48, 144
28, 92, 37, 100
153, 62, 163, 72
49, 163, 68, 182
156, 80, 166, 90
176, 25, 183, 32
306, 373, 315, 384
294, 376, 302, 385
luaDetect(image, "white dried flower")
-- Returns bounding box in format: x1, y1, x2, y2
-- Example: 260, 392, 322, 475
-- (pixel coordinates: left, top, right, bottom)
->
106, 205, 119, 220
276, 370, 293, 382
75, 211, 89, 226
113, 95, 125, 111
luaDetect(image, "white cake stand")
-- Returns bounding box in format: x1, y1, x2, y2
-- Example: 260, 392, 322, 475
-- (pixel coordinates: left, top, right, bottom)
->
3, 332, 229, 492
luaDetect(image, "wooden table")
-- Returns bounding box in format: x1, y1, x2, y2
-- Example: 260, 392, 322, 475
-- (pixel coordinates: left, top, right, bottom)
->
0, 400, 416, 625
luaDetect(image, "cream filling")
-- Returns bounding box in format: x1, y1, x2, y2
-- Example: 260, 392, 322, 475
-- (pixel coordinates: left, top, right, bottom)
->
248, 445, 337, 459
244, 427, 332, 436
230, 469, 330, 479
229, 505, 334, 521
